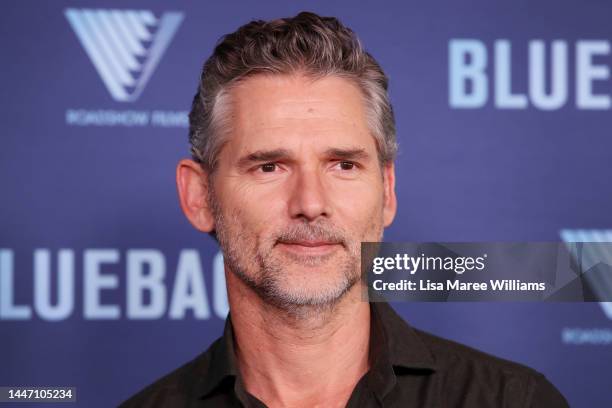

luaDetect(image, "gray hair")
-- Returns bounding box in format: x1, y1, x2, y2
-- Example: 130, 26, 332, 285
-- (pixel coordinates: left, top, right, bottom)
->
188, 11, 397, 172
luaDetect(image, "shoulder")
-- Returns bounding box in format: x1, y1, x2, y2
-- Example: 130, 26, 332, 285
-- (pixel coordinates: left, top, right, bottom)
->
413, 328, 569, 408
117, 342, 217, 408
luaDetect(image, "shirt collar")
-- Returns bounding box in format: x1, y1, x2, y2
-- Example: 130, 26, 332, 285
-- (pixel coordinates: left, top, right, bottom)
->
196, 302, 436, 400
366, 301, 436, 401
197, 315, 240, 399
373, 301, 436, 370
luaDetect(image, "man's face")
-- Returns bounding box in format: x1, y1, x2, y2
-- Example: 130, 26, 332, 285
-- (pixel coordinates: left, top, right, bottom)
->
209, 73, 396, 310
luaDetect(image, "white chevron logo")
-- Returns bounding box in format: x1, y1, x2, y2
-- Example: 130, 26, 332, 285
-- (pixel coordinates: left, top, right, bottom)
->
65, 9, 184, 102
560, 229, 612, 320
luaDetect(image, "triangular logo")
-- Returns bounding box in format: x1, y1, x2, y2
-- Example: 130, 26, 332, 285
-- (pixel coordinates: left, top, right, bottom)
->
601, 302, 612, 320
65, 9, 184, 102
560, 229, 612, 321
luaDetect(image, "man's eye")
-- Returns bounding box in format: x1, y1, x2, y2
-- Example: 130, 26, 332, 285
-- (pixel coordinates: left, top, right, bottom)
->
338, 161, 355, 170
260, 163, 277, 172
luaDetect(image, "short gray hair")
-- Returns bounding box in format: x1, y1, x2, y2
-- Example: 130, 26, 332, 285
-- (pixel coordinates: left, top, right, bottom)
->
189, 11, 397, 172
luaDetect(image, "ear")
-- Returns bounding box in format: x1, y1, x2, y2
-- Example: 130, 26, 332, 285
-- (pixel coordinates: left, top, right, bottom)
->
382, 163, 397, 227
176, 159, 215, 233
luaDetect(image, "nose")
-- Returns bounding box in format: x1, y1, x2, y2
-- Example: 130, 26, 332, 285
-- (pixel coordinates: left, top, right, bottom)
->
287, 167, 331, 222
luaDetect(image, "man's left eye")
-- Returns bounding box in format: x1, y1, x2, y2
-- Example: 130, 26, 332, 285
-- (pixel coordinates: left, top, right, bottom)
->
338, 161, 355, 170
260, 163, 277, 172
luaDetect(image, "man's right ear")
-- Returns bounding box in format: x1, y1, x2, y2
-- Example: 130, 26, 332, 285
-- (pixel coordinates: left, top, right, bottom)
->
176, 159, 215, 233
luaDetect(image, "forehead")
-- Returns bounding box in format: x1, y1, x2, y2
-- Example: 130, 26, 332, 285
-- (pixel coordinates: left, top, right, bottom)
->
224, 73, 375, 153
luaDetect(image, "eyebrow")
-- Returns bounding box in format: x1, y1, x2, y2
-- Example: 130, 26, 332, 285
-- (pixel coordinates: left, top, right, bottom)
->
236, 149, 292, 169
323, 147, 370, 161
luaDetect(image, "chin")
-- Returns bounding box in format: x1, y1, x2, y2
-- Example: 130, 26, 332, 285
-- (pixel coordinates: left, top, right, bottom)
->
272, 277, 357, 306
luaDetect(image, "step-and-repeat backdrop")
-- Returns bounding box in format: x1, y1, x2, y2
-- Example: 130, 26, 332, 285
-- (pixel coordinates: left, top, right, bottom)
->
2, 1, 611, 406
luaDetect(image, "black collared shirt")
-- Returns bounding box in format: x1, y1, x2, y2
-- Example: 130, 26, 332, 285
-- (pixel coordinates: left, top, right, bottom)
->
119, 302, 569, 407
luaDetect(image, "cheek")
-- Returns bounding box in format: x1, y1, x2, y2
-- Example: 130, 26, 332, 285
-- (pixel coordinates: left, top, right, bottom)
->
219, 182, 286, 235
330, 181, 385, 228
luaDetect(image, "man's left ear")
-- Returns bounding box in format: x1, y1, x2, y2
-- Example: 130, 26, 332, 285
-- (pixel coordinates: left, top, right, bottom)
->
382, 163, 397, 227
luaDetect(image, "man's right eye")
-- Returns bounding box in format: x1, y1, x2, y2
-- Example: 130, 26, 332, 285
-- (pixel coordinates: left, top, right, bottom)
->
260, 163, 277, 172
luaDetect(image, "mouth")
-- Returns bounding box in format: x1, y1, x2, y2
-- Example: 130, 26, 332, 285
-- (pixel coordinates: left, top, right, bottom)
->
276, 240, 343, 256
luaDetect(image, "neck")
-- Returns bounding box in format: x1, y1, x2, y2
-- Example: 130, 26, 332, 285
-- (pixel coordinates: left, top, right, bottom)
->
226, 270, 371, 408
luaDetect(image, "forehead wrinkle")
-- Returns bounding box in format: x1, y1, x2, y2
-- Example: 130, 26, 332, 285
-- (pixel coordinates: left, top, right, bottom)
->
238, 105, 363, 139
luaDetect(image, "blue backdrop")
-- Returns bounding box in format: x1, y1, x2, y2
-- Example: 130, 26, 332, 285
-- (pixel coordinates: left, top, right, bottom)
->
1, 1, 611, 407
